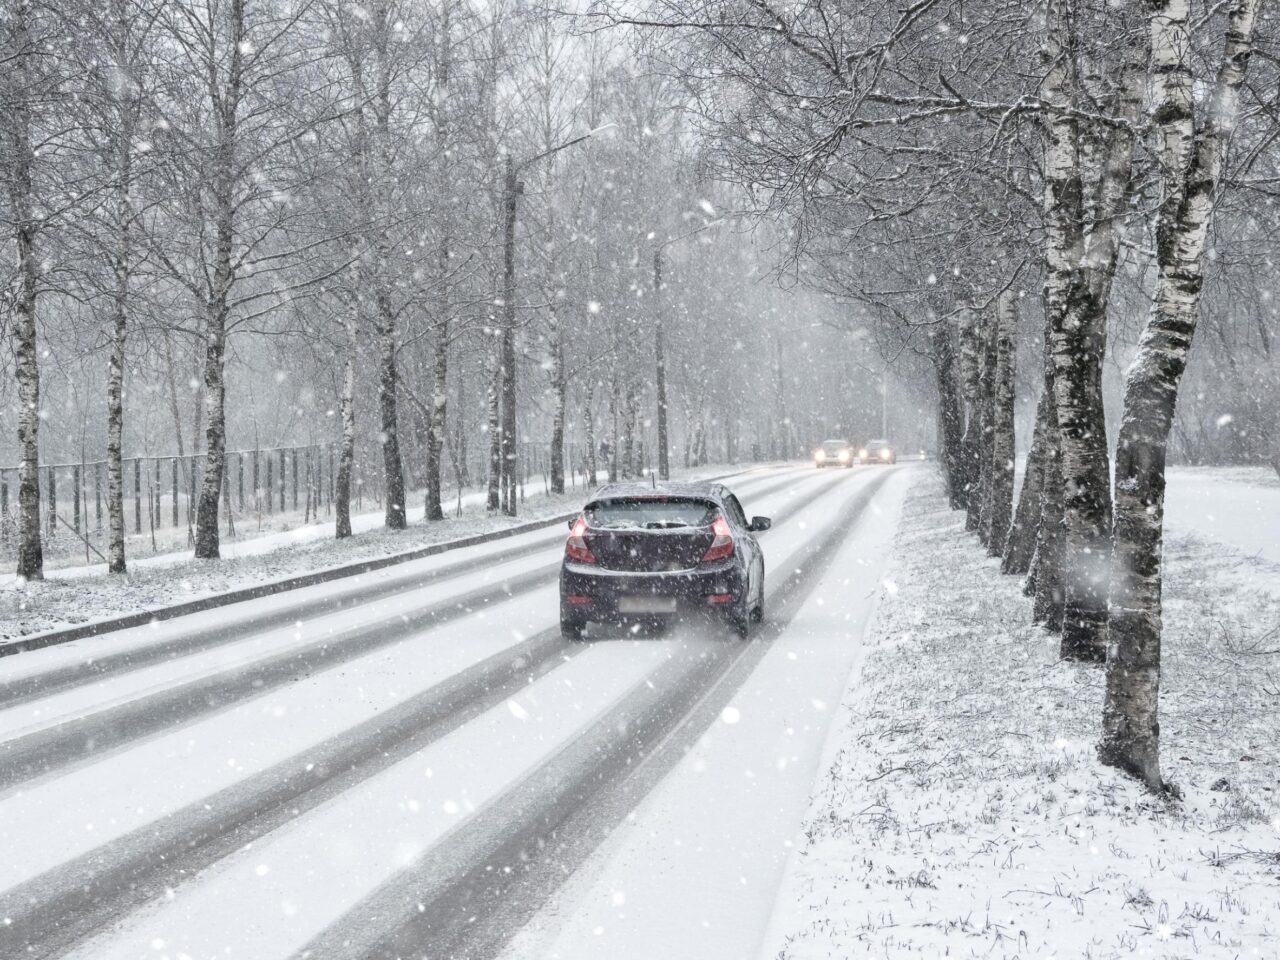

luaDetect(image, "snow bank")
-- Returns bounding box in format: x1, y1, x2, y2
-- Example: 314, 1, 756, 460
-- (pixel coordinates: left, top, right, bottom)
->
763, 472, 1279, 960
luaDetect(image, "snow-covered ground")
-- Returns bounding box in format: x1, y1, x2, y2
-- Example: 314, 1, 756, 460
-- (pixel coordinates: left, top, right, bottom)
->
762, 472, 1280, 960
1165, 465, 1280, 566
3, 461, 1274, 960
0, 461, 780, 643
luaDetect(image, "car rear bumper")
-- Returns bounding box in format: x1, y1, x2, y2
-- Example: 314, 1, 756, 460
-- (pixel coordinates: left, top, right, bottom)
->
560, 560, 745, 623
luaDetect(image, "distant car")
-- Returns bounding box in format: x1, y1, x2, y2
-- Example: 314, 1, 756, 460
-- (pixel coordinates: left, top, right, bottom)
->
814, 439, 855, 468
559, 481, 770, 641
859, 439, 896, 464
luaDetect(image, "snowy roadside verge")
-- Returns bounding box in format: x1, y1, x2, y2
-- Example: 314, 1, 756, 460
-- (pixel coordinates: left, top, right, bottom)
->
1, 462, 786, 651
761, 472, 1280, 960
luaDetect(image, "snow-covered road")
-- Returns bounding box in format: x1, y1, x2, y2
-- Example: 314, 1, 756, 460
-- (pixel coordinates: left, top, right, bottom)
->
0, 462, 912, 960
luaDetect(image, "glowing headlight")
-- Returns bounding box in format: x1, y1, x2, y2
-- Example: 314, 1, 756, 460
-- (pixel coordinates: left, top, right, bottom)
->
838, 450, 850, 461
858, 448, 868, 459
879, 448, 891, 460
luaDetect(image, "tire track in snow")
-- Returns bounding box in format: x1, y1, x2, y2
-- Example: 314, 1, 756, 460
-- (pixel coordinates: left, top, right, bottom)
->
0, 468, 854, 958
296, 468, 897, 960
0, 628, 577, 960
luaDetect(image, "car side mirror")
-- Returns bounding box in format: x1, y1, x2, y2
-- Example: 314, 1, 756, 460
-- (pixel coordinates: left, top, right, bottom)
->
567, 517, 577, 529
749, 516, 771, 532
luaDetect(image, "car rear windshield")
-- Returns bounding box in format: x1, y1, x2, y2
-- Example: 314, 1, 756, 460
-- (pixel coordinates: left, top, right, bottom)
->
584, 497, 717, 530
822, 441, 849, 453
867, 439, 889, 447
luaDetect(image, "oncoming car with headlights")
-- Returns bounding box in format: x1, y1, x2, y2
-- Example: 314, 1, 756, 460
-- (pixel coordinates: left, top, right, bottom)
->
559, 481, 770, 641
859, 439, 897, 464
813, 439, 855, 468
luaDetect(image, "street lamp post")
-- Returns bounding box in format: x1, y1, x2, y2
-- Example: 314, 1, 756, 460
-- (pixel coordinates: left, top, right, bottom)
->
652, 249, 669, 481
493, 125, 614, 517
651, 216, 729, 481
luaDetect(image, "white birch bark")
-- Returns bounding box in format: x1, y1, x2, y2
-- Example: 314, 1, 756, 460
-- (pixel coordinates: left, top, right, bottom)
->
1052, 3, 1149, 660
192, 0, 246, 560
7, 0, 43, 580
336, 262, 359, 540
1101, 0, 1263, 791
987, 290, 1017, 556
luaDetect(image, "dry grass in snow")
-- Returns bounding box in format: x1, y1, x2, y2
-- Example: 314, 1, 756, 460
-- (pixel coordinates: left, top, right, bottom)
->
767, 472, 1279, 960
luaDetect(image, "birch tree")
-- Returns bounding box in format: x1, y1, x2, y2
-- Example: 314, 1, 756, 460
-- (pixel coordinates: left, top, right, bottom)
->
1101, 0, 1265, 791
2, 0, 52, 580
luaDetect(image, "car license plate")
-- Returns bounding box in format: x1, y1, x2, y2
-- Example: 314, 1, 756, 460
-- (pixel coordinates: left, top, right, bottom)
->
618, 596, 678, 614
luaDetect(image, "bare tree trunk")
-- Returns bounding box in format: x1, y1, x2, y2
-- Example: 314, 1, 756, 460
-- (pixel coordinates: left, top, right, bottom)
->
7, 1, 43, 581
499, 158, 520, 517
377, 291, 407, 529
621, 379, 635, 479
607, 379, 619, 481
976, 308, 998, 547
336, 295, 357, 539
959, 309, 982, 526
12, 211, 42, 583
192, 0, 246, 561
549, 306, 566, 494
932, 323, 966, 510
1045, 0, 1146, 660
425, 9, 452, 522
425, 313, 447, 521
487, 334, 502, 511
1003, 388, 1050, 575
1035, 0, 1085, 629
987, 290, 1018, 555
106, 170, 130, 574
583, 384, 597, 488
1101, 0, 1261, 792
103, 0, 138, 575
455, 368, 471, 488
193, 284, 230, 558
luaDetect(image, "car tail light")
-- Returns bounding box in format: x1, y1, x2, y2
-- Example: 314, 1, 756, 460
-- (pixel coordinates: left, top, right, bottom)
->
565, 516, 596, 564
700, 514, 734, 563
706, 593, 734, 605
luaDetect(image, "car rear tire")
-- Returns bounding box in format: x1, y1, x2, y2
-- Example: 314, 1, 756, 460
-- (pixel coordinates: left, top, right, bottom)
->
561, 617, 586, 642
727, 592, 752, 639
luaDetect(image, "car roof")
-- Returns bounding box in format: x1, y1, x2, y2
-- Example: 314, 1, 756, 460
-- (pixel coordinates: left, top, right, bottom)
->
867, 438, 890, 444
822, 438, 851, 444
587, 480, 728, 504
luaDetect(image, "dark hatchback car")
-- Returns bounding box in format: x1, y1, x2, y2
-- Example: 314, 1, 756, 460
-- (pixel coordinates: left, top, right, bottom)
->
559, 481, 771, 641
